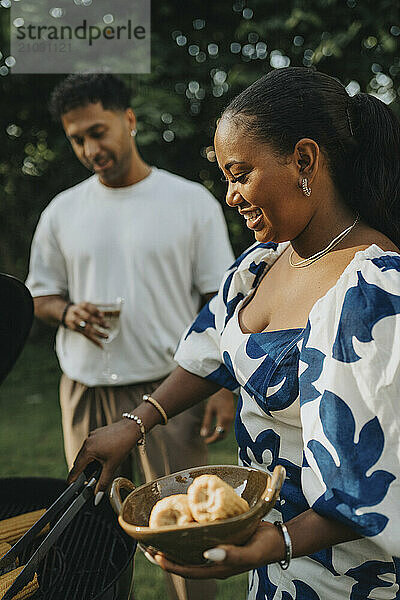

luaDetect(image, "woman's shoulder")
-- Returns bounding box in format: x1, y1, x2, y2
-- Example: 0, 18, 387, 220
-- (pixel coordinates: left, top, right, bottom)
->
354, 245, 400, 314
317, 244, 400, 310
358, 225, 399, 254
307, 244, 400, 356
343, 243, 400, 288
300, 245, 400, 373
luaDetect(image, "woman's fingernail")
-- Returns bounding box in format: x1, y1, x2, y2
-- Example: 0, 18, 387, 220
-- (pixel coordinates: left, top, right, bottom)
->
94, 491, 104, 506
203, 548, 226, 562
144, 551, 159, 566
200, 428, 208, 437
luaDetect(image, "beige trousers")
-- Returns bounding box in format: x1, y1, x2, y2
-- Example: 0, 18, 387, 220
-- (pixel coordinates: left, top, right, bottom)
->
60, 374, 217, 600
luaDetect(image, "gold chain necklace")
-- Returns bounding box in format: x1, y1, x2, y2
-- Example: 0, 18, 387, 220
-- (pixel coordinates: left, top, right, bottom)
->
289, 215, 359, 269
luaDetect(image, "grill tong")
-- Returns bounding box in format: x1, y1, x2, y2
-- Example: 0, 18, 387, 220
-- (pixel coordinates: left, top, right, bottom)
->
0, 462, 101, 600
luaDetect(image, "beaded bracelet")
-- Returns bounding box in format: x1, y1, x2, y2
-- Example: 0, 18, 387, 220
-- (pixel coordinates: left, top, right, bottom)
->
122, 412, 146, 447
143, 394, 168, 425
274, 521, 292, 570
61, 301, 73, 328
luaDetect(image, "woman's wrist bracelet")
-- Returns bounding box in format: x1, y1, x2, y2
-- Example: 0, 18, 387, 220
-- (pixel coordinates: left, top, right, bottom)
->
61, 301, 73, 328
274, 521, 292, 570
143, 394, 168, 425
122, 413, 146, 447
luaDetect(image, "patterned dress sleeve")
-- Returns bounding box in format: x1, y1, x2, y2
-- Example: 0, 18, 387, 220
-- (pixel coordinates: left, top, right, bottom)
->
174, 261, 239, 391
175, 242, 283, 391
299, 249, 400, 557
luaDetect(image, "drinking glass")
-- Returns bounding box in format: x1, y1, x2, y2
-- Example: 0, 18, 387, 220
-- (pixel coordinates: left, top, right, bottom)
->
94, 297, 123, 383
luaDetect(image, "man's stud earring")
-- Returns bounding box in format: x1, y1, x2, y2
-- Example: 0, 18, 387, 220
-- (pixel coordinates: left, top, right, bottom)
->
130, 129, 137, 137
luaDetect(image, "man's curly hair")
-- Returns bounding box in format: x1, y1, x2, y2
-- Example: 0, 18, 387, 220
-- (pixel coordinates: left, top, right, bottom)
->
49, 74, 131, 121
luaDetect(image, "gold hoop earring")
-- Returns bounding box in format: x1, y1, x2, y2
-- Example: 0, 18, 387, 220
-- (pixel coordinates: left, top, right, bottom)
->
301, 178, 312, 197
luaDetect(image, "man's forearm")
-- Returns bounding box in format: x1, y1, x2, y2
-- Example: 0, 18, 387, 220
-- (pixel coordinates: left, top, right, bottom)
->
33, 295, 69, 327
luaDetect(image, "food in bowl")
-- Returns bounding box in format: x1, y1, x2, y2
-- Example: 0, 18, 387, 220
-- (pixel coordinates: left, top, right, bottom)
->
188, 474, 249, 523
149, 494, 194, 528
110, 464, 286, 565
149, 474, 250, 528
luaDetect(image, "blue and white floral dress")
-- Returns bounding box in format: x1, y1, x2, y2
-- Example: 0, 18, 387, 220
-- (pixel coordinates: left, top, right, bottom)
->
175, 242, 400, 600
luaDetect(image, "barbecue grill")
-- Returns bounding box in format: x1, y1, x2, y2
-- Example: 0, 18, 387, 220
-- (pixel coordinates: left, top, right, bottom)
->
0, 274, 137, 599
0, 477, 136, 599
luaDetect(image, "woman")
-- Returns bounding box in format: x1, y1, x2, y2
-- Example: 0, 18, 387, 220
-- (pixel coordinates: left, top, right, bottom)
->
69, 68, 400, 599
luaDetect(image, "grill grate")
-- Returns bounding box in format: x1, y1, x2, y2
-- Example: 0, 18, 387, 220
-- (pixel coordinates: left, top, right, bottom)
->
0, 478, 136, 600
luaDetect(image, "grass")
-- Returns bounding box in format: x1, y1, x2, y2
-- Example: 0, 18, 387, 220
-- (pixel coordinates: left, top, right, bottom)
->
0, 333, 248, 599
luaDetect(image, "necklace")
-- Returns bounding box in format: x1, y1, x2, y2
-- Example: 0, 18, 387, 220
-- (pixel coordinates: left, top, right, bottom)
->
289, 215, 359, 268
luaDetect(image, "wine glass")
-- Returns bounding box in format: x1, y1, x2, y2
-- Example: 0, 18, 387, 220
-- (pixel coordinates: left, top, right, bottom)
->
94, 297, 123, 383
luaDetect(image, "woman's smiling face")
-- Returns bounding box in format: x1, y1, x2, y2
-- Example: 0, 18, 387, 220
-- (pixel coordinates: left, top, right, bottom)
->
214, 115, 318, 244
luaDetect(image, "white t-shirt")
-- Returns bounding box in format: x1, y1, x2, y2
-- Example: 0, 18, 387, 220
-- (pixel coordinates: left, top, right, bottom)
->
26, 168, 234, 386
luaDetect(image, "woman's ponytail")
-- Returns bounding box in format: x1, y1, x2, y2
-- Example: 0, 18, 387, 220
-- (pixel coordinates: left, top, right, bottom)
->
349, 93, 400, 247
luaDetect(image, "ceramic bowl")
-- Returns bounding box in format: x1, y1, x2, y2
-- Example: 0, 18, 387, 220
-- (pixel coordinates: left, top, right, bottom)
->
110, 464, 285, 565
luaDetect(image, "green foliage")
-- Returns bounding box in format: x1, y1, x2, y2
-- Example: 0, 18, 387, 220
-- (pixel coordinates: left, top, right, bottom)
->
0, 0, 399, 276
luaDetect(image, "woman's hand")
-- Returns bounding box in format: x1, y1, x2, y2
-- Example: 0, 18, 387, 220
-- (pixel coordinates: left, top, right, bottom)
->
67, 418, 140, 493
66, 367, 221, 495
147, 508, 362, 580
146, 521, 285, 579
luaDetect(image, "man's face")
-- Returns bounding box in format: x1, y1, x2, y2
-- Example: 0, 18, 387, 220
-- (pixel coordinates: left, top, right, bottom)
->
62, 102, 135, 187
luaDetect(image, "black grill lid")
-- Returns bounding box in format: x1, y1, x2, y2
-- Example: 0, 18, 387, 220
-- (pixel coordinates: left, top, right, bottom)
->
0, 273, 33, 385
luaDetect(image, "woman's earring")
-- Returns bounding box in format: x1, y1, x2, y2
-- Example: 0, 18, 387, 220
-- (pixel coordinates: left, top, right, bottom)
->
301, 178, 312, 197
130, 129, 137, 137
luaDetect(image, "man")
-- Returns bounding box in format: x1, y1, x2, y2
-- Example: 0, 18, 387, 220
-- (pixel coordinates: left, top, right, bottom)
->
26, 74, 235, 600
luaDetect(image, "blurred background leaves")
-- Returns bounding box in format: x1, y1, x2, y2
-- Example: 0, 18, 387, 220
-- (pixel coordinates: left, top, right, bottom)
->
0, 0, 399, 277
